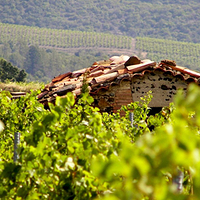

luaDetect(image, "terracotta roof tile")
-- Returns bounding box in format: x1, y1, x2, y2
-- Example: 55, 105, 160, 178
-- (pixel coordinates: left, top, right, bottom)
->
126, 60, 156, 72
174, 66, 200, 78
92, 72, 119, 84
104, 64, 125, 74
88, 71, 104, 78
118, 68, 128, 75
37, 90, 48, 99
110, 55, 130, 65
52, 72, 72, 83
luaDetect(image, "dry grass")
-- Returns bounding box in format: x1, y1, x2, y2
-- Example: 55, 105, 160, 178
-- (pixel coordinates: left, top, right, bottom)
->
0, 82, 44, 93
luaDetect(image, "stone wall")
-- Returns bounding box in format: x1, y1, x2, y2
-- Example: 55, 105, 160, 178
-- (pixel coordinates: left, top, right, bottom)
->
131, 70, 188, 108
92, 70, 189, 114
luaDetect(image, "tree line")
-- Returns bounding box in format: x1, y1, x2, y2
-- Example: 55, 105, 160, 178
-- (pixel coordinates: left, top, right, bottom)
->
0, 40, 110, 82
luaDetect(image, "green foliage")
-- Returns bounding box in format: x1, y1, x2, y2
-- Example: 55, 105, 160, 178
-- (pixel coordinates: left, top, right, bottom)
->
1, 84, 200, 199
0, 58, 26, 82
0, 90, 122, 199
0, 90, 46, 161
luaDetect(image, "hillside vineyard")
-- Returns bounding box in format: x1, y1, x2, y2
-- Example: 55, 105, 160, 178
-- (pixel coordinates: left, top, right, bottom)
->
0, 23, 132, 49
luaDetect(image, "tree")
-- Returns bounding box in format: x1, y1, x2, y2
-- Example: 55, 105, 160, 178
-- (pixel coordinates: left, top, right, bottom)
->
24, 45, 42, 75
16, 69, 27, 82
0, 58, 27, 82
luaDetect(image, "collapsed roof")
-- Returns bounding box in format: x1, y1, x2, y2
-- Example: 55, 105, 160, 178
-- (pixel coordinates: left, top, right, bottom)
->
38, 55, 200, 109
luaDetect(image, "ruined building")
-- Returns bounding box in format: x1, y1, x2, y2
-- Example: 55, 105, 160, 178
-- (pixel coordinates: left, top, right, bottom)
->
38, 55, 200, 114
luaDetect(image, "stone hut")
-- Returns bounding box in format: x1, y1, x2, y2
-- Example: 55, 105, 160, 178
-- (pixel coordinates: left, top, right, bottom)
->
38, 55, 200, 115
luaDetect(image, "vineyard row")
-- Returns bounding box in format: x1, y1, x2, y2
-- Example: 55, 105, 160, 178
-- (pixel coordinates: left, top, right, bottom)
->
136, 37, 200, 70
0, 23, 132, 49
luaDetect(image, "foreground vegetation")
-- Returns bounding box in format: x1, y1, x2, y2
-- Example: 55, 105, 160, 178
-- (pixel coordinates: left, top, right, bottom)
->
1, 83, 200, 199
